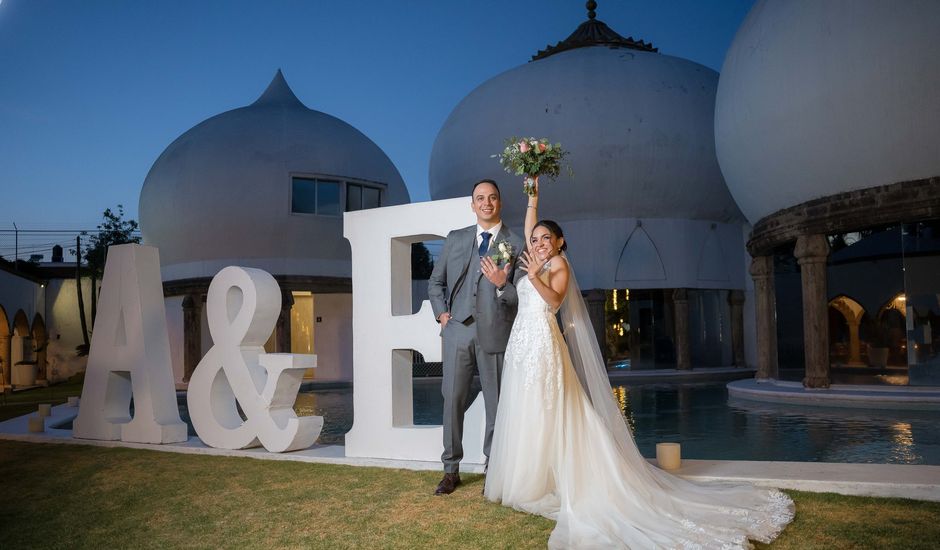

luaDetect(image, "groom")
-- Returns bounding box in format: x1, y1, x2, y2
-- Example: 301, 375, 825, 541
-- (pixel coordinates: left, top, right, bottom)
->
428, 179, 524, 495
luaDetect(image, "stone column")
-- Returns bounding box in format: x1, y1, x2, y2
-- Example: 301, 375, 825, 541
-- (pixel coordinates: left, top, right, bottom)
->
0, 332, 10, 387
673, 288, 691, 370
794, 234, 831, 389
729, 290, 746, 367
276, 289, 294, 353
749, 256, 779, 380
182, 294, 202, 382
847, 318, 862, 365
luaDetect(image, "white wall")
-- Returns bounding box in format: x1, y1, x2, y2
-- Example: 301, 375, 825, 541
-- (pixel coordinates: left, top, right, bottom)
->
164, 295, 185, 386
44, 277, 94, 381
313, 293, 352, 381
0, 269, 43, 329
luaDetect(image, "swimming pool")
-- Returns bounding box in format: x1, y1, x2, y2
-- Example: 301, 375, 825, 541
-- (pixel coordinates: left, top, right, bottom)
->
271, 381, 940, 465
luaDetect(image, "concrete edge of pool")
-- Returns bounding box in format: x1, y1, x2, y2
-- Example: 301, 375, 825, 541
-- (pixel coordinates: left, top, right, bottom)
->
1, 404, 938, 503
728, 378, 940, 410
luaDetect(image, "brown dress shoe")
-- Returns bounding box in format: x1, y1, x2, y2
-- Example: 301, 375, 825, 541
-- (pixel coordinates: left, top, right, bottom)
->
434, 473, 461, 495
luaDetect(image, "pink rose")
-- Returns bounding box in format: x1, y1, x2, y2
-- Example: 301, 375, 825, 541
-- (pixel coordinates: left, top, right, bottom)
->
538, 143, 547, 152
519, 141, 530, 153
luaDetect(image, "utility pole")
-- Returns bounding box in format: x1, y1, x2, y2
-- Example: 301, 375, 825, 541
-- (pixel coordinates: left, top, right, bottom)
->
76, 234, 90, 353
12, 222, 18, 270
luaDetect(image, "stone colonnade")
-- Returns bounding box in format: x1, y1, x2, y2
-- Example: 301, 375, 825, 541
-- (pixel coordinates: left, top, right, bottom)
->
748, 234, 831, 388
745, 176, 940, 388
586, 287, 748, 371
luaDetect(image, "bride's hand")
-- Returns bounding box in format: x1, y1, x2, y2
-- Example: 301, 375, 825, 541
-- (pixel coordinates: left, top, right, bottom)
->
520, 250, 549, 280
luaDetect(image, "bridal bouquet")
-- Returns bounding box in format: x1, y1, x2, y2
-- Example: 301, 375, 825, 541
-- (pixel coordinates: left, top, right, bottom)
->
493, 137, 571, 196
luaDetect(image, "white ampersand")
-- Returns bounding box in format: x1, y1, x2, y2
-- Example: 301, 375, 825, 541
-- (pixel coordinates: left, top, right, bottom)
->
186, 266, 322, 452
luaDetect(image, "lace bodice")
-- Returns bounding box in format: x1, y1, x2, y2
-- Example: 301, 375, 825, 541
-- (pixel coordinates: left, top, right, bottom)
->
517, 262, 562, 317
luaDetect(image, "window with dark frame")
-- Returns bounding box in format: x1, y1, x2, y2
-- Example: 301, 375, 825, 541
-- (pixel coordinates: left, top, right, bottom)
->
292, 177, 382, 215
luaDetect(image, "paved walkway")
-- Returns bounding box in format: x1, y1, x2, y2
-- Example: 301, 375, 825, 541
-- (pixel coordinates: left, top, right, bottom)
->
728, 378, 940, 410
2, 403, 938, 502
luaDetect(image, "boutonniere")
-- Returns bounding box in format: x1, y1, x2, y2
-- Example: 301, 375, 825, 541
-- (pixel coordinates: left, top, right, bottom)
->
489, 239, 515, 266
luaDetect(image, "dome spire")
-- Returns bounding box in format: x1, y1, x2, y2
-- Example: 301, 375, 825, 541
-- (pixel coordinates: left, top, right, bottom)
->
531, 2, 657, 61
252, 69, 307, 108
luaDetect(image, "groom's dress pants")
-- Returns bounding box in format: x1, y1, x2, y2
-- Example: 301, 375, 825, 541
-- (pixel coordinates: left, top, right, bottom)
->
441, 319, 503, 474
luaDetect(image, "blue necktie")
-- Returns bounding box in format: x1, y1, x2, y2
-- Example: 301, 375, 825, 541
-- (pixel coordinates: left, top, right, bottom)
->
479, 231, 491, 257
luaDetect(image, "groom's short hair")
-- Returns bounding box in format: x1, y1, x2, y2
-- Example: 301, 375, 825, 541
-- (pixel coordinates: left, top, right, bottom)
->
472, 179, 501, 198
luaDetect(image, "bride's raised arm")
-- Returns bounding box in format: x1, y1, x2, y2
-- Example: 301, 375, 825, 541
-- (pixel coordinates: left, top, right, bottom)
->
524, 176, 539, 254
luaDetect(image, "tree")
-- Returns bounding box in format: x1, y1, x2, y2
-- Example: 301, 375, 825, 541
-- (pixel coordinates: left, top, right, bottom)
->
84, 204, 142, 278
72, 204, 141, 355
411, 242, 434, 279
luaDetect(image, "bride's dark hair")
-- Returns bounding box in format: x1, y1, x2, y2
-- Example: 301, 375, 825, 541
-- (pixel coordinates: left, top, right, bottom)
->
533, 219, 568, 251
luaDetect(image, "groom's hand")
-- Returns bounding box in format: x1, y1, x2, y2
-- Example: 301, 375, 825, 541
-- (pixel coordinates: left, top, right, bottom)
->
481, 256, 511, 288
438, 312, 451, 327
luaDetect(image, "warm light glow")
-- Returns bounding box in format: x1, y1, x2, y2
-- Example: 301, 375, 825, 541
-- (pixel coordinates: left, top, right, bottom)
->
291, 292, 316, 378
611, 386, 628, 413
612, 289, 618, 311
891, 422, 916, 462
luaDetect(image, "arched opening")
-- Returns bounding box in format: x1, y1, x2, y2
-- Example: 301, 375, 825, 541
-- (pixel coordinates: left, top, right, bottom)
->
869, 293, 908, 368
11, 310, 37, 387
828, 295, 866, 366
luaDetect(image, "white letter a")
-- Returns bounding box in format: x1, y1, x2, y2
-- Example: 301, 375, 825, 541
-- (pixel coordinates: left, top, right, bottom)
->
73, 244, 187, 444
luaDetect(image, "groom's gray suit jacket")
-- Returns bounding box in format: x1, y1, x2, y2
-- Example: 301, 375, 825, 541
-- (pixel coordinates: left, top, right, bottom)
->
428, 224, 524, 353
428, 223, 524, 471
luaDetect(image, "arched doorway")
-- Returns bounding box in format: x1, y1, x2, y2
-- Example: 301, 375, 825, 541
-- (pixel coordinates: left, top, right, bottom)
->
11, 310, 36, 387
873, 293, 908, 368
828, 295, 865, 365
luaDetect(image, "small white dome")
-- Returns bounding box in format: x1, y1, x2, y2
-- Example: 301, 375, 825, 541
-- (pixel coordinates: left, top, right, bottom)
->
139, 71, 409, 280
715, 0, 940, 225
430, 40, 743, 224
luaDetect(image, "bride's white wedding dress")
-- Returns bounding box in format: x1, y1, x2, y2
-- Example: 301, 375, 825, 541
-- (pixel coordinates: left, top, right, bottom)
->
485, 257, 794, 549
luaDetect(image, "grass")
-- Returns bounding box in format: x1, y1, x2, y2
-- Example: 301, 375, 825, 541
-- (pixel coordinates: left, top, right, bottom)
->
0, 379, 84, 422
0, 441, 938, 549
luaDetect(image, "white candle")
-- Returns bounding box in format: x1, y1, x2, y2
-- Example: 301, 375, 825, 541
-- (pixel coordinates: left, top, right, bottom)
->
656, 442, 681, 470
37, 403, 52, 418
28, 415, 44, 433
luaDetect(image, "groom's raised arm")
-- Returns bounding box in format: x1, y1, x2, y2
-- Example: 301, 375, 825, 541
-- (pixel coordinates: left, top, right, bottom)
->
427, 231, 454, 322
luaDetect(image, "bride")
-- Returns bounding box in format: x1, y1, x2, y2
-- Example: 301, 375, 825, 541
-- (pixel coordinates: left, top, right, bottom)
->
483, 179, 794, 549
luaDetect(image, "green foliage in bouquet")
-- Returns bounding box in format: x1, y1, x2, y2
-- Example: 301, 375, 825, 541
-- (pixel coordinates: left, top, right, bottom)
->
493, 137, 572, 195
494, 137, 570, 178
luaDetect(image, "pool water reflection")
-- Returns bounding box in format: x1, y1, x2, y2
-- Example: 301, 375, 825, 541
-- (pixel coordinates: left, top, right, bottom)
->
284, 381, 940, 465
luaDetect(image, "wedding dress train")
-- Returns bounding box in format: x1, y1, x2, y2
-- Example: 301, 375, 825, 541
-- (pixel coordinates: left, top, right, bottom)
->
484, 259, 794, 549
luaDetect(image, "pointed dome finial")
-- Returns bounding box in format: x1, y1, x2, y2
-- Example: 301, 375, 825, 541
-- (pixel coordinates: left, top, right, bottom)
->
531, 3, 657, 61
252, 69, 307, 108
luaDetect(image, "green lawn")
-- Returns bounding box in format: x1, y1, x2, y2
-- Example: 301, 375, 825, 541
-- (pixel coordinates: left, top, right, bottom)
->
0, 440, 938, 549
0, 379, 84, 422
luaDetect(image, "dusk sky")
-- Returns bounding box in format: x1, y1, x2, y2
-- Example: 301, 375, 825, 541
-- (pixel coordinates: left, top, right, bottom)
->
0, 0, 753, 260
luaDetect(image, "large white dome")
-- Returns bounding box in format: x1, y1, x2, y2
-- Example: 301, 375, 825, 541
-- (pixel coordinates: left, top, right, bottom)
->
139, 71, 409, 280
715, 0, 940, 225
430, 42, 743, 224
